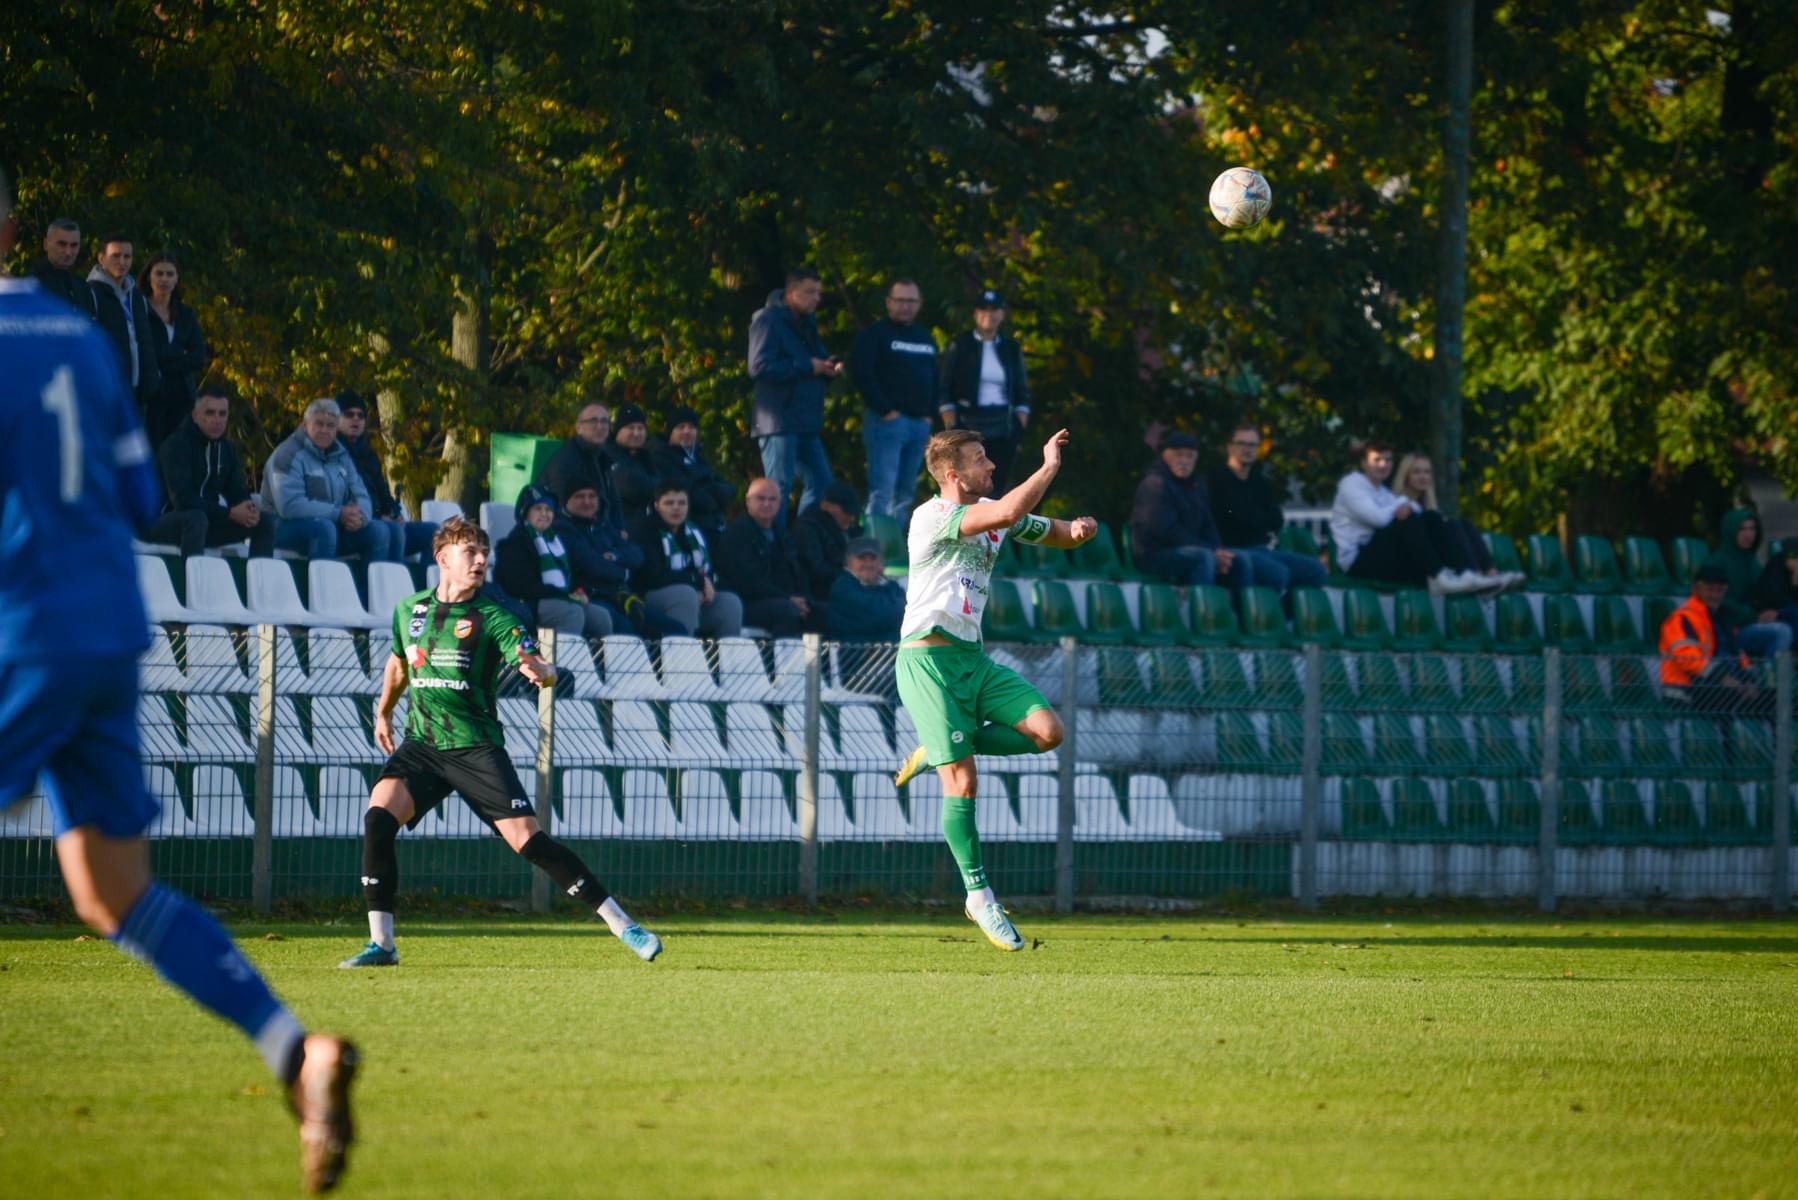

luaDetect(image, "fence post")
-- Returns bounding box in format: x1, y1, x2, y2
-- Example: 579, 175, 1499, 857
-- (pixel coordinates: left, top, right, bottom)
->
1773, 653, 1791, 914
251, 623, 275, 915
1298, 643, 1322, 911
798, 633, 822, 907
1537, 648, 1561, 913
1054, 637, 1079, 914
532, 627, 557, 914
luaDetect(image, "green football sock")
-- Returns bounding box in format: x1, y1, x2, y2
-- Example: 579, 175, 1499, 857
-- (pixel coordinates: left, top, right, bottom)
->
973, 724, 1038, 757
940, 795, 988, 890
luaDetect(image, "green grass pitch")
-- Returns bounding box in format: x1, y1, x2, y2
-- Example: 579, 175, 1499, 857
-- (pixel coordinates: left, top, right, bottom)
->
1, 911, 1794, 1198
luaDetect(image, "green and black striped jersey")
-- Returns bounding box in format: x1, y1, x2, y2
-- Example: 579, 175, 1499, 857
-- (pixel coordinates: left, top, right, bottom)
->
390, 588, 537, 749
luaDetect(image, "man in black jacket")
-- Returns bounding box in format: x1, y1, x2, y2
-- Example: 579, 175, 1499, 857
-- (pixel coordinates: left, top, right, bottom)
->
853, 278, 937, 523
558, 481, 683, 639
336, 392, 436, 560
86, 233, 161, 409
940, 289, 1029, 495
1207, 422, 1325, 605
540, 402, 629, 538
607, 403, 661, 520
793, 481, 863, 607
747, 267, 841, 526
1129, 432, 1256, 596
713, 477, 817, 638
148, 382, 274, 557
651, 405, 735, 541
28, 218, 99, 319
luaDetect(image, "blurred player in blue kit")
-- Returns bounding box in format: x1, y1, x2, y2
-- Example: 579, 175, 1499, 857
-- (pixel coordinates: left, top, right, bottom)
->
0, 170, 359, 1194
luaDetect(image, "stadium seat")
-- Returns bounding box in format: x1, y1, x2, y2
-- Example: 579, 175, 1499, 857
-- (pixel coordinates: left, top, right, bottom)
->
1071, 521, 1141, 581
1316, 654, 1354, 707
1540, 594, 1592, 653
1482, 532, 1525, 577
1458, 656, 1507, 712
1640, 595, 1678, 646
366, 562, 418, 628
1421, 714, 1475, 778
1095, 647, 1145, 705
1590, 595, 1646, 653
863, 513, 907, 576
668, 703, 730, 765
1288, 587, 1340, 647
714, 638, 773, 699
306, 559, 374, 627
558, 768, 625, 837
1495, 780, 1541, 844
599, 636, 665, 700
1136, 583, 1191, 646
1187, 585, 1238, 645
1558, 779, 1599, 845
1652, 780, 1703, 845
1277, 525, 1322, 559
1569, 717, 1624, 779
1490, 594, 1541, 653
723, 702, 790, 765
659, 637, 719, 700
618, 768, 679, 838
1254, 652, 1303, 709
1124, 774, 1198, 840
1411, 655, 1456, 711
1728, 719, 1775, 783
1474, 716, 1529, 778
1572, 536, 1622, 595
734, 770, 797, 839
479, 500, 515, 541
1609, 655, 1658, 712
270, 767, 324, 837
1598, 780, 1651, 845
1668, 536, 1710, 590
185, 556, 257, 625
677, 770, 740, 839
1439, 594, 1491, 652
1084, 582, 1136, 645
1563, 655, 1607, 713
983, 579, 1036, 644
1320, 713, 1370, 775
1701, 782, 1757, 846
420, 499, 463, 524
609, 700, 667, 762
1511, 656, 1545, 712
1199, 649, 1254, 708
1389, 778, 1444, 840
1031, 580, 1083, 641
848, 773, 910, 840
137, 555, 194, 623
140, 629, 185, 694
1356, 655, 1405, 710
1146, 647, 1202, 703
1621, 537, 1675, 595
1373, 714, 1424, 775
1339, 590, 1391, 651
182, 624, 251, 691
1626, 719, 1676, 779
1525, 534, 1574, 592
1235, 586, 1286, 648
1007, 537, 1066, 580
833, 704, 893, 766
1389, 591, 1442, 651
1678, 720, 1729, 779
1264, 711, 1304, 774
1446, 778, 1496, 840
1216, 712, 1265, 773
1340, 777, 1390, 840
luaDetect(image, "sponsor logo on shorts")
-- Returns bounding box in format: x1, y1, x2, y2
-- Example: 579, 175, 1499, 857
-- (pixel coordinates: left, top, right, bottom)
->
512, 798, 530, 810
454, 618, 474, 639
361, 876, 380, 887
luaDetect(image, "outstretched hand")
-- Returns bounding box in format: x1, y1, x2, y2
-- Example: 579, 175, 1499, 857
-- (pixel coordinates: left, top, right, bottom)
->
1040, 428, 1071, 470
1066, 516, 1098, 545
518, 654, 557, 689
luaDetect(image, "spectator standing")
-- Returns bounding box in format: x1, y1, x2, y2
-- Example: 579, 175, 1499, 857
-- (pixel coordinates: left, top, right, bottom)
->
940, 289, 1029, 495
629, 482, 743, 638
558, 482, 684, 639
148, 381, 274, 557
853, 278, 937, 523
748, 266, 839, 524
827, 536, 906, 641
1329, 440, 1486, 594
262, 397, 402, 562
1748, 539, 1798, 641
1128, 432, 1255, 595
86, 233, 161, 409
495, 484, 613, 638
651, 405, 734, 542
1207, 422, 1328, 606
607, 403, 660, 519
1392, 451, 1520, 589
1702, 509, 1792, 659
1660, 564, 1776, 715
540, 403, 628, 538
335, 392, 437, 561
138, 252, 207, 450
714, 477, 817, 638
29, 218, 99, 318
793, 481, 864, 606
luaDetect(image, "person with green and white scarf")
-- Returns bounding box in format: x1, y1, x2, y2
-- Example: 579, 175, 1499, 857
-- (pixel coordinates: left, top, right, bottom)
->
628, 480, 744, 638
495, 483, 614, 637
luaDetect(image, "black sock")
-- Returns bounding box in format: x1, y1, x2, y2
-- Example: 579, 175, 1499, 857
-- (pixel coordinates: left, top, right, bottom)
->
519, 831, 610, 911
362, 808, 400, 913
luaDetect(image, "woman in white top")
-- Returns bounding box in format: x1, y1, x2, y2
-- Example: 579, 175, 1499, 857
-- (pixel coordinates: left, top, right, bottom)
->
1330, 441, 1493, 594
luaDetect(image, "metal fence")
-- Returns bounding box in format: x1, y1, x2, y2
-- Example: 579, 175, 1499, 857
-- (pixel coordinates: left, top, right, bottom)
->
1, 623, 1791, 909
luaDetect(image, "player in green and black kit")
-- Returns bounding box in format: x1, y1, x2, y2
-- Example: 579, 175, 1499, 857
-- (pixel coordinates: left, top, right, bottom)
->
339, 517, 662, 967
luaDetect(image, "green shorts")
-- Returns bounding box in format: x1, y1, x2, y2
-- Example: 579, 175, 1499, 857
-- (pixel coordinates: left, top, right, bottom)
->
895, 642, 1050, 767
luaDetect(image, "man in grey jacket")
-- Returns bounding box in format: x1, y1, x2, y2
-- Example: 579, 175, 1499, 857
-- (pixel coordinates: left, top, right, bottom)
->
262, 398, 403, 562
748, 266, 841, 526
85, 233, 160, 409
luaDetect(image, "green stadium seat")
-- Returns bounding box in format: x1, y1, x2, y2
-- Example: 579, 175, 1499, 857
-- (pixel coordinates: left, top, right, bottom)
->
1030, 580, 1083, 641
1008, 537, 1067, 579
1641, 596, 1677, 646
1147, 647, 1202, 703
1340, 777, 1390, 840
1591, 595, 1648, 653
1216, 711, 1265, 772
1652, 781, 1704, 845
866, 514, 907, 576
1373, 713, 1424, 774
1626, 719, 1677, 779
1199, 649, 1255, 709
1188, 585, 1238, 645
983, 579, 1035, 644
1447, 778, 1496, 840
1541, 595, 1592, 653
1071, 520, 1141, 581
1421, 714, 1475, 778
1277, 525, 1322, 558
1622, 537, 1675, 596
1753, 788, 1796, 845
1083, 582, 1135, 646
1598, 780, 1652, 845
1495, 780, 1541, 844
1558, 779, 1600, 845
1390, 778, 1445, 840
1390, 591, 1443, 651
1563, 655, 1608, 713
1288, 587, 1341, 648
1318, 655, 1355, 707
1702, 782, 1760, 846
1570, 717, 1625, 779
1411, 655, 1456, 712
1572, 535, 1623, 595
1512, 657, 1545, 712
1254, 652, 1303, 709
1483, 532, 1525, 576
1491, 594, 1542, 654
1321, 713, 1369, 775
1236, 586, 1288, 649
1668, 536, 1710, 590
1340, 590, 1391, 651
1440, 594, 1491, 652
1357, 655, 1406, 710
1729, 719, 1775, 783
1610, 656, 1658, 712
1679, 720, 1729, 779
1136, 584, 1191, 646
1096, 647, 1144, 705
1525, 535, 1575, 593
1459, 656, 1508, 712
1266, 712, 1305, 774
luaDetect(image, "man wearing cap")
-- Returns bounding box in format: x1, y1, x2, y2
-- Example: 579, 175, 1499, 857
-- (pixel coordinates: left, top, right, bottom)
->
652, 405, 735, 542
1659, 563, 1775, 715
607, 403, 660, 519
748, 266, 840, 526
828, 536, 905, 642
713, 477, 817, 638
793, 481, 864, 608
1128, 430, 1256, 596
337, 391, 437, 560
853, 278, 937, 524
540, 403, 628, 538
940, 289, 1030, 495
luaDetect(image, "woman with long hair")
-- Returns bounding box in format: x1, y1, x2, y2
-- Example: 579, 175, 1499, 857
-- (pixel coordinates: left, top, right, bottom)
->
1392, 452, 1520, 588
139, 251, 207, 449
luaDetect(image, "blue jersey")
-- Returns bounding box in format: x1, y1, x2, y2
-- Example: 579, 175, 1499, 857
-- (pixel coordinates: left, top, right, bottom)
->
0, 278, 160, 663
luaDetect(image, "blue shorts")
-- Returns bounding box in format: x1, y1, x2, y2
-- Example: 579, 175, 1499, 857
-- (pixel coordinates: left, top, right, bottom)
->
0, 657, 159, 838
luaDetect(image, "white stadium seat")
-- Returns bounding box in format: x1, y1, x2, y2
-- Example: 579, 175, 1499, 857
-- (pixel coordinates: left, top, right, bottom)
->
715, 638, 773, 700
659, 637, 719, 699
678, 769, 739, 839
140, 627, 185, 692
187, 695, 254, 760
723, 702, 789, 765
366, 562, 419, 629
737, 770, 797, 840
137, 555, 193, 623
247, 558, 315, 625
420, 499, 463, 524
181, 625, 251, 691
610, 700, 667, 762
300, 627, 376, 695
669, 702, 730, 764
185, 556, 256, 624
848, 773, 908, 839
479, 501, 515, 541
190, 765, 252, 836
767, 639, 809, 703
558, 769, 624, 837
307, 560, 373, 627
599, 636, 664, 700
619, 768, 679, 837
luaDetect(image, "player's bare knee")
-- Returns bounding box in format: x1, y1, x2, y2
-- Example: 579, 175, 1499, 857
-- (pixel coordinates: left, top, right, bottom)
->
369, 779, 415, 826
497, 815, 541, 853
70, 892, 123, 937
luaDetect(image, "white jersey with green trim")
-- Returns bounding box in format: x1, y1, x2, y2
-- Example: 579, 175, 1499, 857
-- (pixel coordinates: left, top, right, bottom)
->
900, 496, 1051, 644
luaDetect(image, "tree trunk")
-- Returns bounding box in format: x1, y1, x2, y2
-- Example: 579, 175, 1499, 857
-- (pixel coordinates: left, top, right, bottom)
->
1431, 0, 1472, 517
440, 273, 486, 513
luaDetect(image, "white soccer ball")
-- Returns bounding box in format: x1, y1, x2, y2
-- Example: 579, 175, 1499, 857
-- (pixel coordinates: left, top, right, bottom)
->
1209, 167, 1273, 229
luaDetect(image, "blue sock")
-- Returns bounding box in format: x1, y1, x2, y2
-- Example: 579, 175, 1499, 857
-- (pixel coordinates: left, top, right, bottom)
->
111, 883, 304, 1080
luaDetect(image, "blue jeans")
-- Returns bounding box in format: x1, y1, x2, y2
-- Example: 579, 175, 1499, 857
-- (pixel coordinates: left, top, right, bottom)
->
273, 516, 404, 562
862, 412, 930, 524
757, 434, 833, 528
385, 518, 438, 561
1234, 547, 1328, 599
1737, 622, 1793, 659
1141, 546, 1255, 597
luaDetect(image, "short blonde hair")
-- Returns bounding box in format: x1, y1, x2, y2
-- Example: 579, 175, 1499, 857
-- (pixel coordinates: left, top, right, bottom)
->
925, 429, 983, 487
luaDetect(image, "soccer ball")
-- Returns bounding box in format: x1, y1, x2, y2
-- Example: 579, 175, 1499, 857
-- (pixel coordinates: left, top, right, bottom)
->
1208, 167, 1273, 229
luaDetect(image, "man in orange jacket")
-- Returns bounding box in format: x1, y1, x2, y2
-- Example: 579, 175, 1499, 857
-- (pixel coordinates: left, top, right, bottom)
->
1660, 564, 1773, 715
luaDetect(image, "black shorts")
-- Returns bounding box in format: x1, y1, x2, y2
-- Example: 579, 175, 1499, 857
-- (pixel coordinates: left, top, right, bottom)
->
379, 740, 535, 829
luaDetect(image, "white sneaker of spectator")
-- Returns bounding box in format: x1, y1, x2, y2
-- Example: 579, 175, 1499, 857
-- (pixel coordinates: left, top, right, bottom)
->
1427, 569, 1484, 595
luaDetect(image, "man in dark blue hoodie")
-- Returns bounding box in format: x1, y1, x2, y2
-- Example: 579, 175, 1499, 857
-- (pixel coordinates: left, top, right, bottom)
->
748, 266, 841, 526
852, 278, 937, 524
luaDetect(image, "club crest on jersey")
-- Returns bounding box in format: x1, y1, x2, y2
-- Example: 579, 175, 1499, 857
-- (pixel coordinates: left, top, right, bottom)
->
408, 617, 425, 638
454, 618, 474, 639
407, 644, 427, 670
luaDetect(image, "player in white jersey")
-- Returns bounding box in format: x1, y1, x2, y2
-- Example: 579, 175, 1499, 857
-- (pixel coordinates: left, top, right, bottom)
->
892, 428, 1096, 949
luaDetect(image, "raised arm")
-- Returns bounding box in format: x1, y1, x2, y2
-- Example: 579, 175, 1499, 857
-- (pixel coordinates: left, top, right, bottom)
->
959, 428, 1071, 537
1032, 517, 1098, 551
